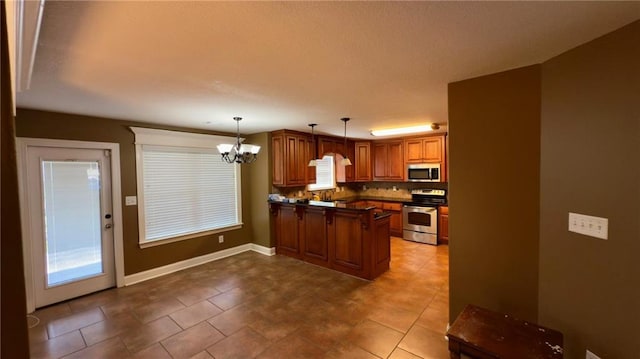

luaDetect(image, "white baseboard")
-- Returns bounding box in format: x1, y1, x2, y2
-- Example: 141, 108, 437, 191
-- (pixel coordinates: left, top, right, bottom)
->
124, 243, 275, 286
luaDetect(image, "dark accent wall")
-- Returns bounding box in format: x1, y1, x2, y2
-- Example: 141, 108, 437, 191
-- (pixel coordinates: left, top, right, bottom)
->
539, 21, 640, 359
246, 132, 274, 248
448, 65, 541, 322
16, 109, 255, 275
1, 4, 31, 358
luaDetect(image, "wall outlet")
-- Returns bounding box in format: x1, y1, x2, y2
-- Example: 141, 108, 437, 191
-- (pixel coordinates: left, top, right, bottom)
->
218, 235, 224, 243
586, 350, 601, 359
125, 196, 137, 206
568, 212, 608, 240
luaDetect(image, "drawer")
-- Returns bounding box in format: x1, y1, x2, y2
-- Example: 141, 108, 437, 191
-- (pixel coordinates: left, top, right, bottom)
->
367, 201, 383, 208
440, 205, 449, 215
382, 202, 402, 211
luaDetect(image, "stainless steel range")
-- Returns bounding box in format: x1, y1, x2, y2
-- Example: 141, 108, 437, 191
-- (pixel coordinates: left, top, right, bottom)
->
403, 189, 447, 245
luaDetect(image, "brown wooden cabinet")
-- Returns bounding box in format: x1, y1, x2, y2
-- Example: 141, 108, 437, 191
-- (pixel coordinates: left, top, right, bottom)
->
302, 206, 328, 265
273, 204, 303, 257
404, 134, 447, 182
382, 202, 403, 237
354, 141, 372, 182
373, 140, 404, 181
272, 130, 313, 187
438, 205, 449, 244
269, 202, 390, 280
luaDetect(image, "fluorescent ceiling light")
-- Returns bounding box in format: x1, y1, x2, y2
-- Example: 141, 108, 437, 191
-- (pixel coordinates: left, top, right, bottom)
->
370, 124, 434, 137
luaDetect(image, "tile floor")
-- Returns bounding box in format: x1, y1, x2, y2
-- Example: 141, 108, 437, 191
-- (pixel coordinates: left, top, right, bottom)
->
28, 237, 450, 358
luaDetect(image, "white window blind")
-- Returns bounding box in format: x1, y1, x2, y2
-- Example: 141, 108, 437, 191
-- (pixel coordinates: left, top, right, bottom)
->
308, 155, 335, 191
141, 146, 239, 242
130, 127, 242, 247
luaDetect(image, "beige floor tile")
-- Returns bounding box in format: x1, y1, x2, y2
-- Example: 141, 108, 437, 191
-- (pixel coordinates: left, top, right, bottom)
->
29, 238, 451, 359
346, 319, 404, 358
129, 343, 172, 359
170, 300, 223, 329
206, 327, 271, 359
80, 312, 141, 346
121, 316, 182, 353
46, 307, 105, 338
256, 333, 326, 359
30, 330, 85, 359
161, 321, 224, 358
61, 336, 129, 359
398, 324, 449, 359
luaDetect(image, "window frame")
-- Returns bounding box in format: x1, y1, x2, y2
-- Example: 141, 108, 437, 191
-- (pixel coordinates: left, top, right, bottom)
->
131, 127, 243, 248
307, 154, 336, 191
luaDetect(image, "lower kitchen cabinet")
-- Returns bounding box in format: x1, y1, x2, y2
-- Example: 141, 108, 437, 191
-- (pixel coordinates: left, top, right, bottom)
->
302, 206, 328, 265
273, 204, 303, 258
269, 202, 391, 280
439, 205, 449, 244
382, 202, 403, 237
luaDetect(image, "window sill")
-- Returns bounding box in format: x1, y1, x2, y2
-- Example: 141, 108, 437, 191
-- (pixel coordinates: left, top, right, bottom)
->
139, 224, 243, 249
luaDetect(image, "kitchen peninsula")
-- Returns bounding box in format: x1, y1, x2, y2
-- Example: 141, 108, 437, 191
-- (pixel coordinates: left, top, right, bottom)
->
268, 200, 391, 280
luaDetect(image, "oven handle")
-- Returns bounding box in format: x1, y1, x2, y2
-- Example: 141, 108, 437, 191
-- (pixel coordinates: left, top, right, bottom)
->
403, 205, 437, 213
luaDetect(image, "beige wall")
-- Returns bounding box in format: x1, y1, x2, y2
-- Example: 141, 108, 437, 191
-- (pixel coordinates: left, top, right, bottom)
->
246, 132, 273, 247
15, 109, 256, 275
539, 21, 639, 359
448, 65, 542, 322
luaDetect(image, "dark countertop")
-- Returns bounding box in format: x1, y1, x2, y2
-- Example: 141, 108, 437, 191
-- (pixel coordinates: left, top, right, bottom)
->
333, 196, 411, 203
268, 199, 375, 211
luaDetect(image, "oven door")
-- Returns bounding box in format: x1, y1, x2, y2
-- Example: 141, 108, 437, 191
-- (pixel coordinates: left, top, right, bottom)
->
403, 205, 437, 234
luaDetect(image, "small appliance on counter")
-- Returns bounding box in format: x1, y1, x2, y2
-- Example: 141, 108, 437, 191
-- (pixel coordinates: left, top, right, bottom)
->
402, 189, 446, 245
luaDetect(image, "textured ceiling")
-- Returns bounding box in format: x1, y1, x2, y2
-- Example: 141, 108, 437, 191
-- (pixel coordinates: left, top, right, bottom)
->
17, 1, 640, 139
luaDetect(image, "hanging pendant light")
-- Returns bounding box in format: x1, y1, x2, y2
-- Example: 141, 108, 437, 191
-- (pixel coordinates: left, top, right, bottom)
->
308, 123, 318, 167
340, 117, 352, 166
217, 117, 260, 164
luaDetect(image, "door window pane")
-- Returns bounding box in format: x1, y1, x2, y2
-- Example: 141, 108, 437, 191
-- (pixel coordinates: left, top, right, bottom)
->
42, 161, 103, 286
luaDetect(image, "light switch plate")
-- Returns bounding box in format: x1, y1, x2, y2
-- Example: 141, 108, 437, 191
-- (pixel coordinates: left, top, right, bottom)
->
125, 196, 137, 206
569, 212, 608, 240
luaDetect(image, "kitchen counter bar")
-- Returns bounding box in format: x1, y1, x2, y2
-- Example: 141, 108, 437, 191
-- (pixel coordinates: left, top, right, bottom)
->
268, 201, 391, 280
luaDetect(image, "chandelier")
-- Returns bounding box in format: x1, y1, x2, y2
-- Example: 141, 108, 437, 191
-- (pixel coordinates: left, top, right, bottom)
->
217, 117, 260, 164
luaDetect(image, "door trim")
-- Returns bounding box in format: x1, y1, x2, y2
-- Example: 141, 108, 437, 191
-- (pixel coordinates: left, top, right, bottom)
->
16, 138, 125, 313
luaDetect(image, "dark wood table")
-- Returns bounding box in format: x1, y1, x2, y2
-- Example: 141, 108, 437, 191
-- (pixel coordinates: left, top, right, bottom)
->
447, 305, 563, 359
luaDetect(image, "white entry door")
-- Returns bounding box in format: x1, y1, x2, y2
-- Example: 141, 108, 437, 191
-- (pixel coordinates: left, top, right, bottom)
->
24, 145, 116, 308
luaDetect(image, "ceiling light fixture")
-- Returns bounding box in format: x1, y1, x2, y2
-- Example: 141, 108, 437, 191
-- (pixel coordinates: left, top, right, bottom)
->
370, 123, 439, 137
308, 123, 318, 167
217, 117, 260, 164
340, 117, 352, 166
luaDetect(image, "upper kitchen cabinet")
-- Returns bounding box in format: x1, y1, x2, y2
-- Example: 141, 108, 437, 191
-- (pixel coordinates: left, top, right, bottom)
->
354, 141, 372, 182
404, 134, 445, 163
318, 136, 354, 183
373, 140, 404, 181
404, 134, 447, 182
272, 130, 313, 187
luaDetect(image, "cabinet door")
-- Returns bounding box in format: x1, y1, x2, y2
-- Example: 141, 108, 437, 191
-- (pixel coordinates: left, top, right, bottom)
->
303, 207, 328, 264
306, 138, 316, 183
373, 143, 388, 179
278, 206, 301, 256
318, 138, 336, 157
404, 138, 424, 163
423, 137, 443, 162
387, 141, 404, 180
389, 212, 403, 237
332, 212, 364, 271
439, 206, 449, 244
272, 134, 284, 186
354, 142, 371, 182
345, 140, 355, 182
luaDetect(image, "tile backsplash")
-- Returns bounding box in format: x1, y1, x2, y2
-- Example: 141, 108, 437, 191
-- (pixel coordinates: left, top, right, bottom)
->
272, 181, 447, 201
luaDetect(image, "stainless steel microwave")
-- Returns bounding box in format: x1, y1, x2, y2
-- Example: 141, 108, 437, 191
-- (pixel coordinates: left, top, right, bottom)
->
407, 163, 441, 182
